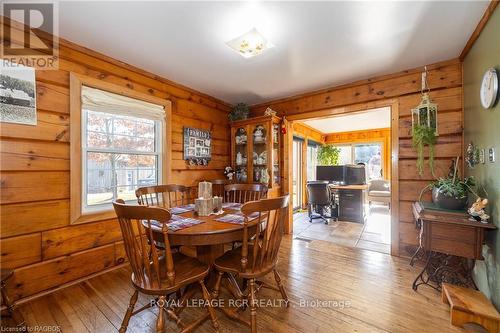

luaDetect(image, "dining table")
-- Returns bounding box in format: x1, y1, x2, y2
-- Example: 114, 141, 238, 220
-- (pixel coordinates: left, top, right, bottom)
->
145, 202, 260, 264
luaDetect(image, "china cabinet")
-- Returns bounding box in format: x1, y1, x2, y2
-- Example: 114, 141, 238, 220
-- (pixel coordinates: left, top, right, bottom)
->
230, 115, 282, 196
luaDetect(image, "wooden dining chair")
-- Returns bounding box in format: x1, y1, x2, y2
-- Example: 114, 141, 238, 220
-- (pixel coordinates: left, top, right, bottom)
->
224, 183, 268, 204
208, 179, 230, 198
212, 195, 290, 333
136, 184, 192, 209
112, 199, 218, 333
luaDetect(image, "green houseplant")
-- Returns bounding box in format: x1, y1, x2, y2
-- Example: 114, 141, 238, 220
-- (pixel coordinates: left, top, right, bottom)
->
419, 157, 477, 210
317, 144, 340, 165
228, 103, 250, 121
412, 123, 437, 177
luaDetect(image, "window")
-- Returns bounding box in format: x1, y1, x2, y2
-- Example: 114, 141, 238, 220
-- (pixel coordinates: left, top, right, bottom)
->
354, 143, 382, 180
306, 141, 319, 181
336, 145, 353, 165
83, 109, 161, 211
329, 142, 383, 180
70, 74, 171, 224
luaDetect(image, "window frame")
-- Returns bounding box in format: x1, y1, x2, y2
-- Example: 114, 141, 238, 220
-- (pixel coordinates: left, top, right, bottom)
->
70, 73, 172, 224
82, 110, 163, 213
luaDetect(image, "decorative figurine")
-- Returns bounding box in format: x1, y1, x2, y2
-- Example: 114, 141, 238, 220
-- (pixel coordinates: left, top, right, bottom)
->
264, 107, 277, 116
260, 168, 270, 186
224, 166, 234, 181
236, 152, 243, 165
254, 126, 265, 143
468, 197, 490, 223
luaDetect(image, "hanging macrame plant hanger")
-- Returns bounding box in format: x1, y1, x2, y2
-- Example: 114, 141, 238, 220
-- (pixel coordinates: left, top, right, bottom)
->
411, 66, 439, 136
411, 66, 439, 177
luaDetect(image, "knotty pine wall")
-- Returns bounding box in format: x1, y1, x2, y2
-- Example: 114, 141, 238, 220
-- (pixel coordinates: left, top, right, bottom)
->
0, 19, 231, 301
252, 59, 463, 257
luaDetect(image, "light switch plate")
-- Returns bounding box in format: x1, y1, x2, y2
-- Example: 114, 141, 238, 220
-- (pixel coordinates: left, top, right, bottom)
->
488, 147, 495, 163
479, 148, 486, 164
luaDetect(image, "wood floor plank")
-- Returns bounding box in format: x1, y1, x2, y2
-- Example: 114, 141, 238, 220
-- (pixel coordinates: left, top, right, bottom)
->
5, 235, 486, 333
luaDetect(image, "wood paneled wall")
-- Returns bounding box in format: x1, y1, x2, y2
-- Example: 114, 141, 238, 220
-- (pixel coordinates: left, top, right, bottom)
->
0, 18, 231, 301
324, 128, 391, 180
252, 59, 463, 257
292, 122, 325, 143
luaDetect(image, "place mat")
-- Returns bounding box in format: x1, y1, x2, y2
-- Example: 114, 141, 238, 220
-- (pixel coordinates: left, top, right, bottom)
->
221, 202, 242, 210
215, 214, 245, 224
214, 212, 260, 225
170, 204, 195, 215
147, 215, 204, 231
168, 217, 204, 231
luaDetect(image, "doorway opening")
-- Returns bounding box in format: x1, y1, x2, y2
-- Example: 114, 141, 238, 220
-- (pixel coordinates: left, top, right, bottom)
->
290, 106, 393, 255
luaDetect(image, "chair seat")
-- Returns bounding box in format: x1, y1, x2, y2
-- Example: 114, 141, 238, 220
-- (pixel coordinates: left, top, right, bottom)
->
214, 245, 274, 278
132, 252, 209, 294
368, 190, 391, 197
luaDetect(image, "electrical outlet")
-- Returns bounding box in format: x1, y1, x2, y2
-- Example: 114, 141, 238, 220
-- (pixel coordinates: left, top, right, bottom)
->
488, 147, 495, 163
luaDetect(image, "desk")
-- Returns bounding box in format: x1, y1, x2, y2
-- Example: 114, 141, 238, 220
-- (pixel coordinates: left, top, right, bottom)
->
411, 201, 496, 291
329, 184, 368, 223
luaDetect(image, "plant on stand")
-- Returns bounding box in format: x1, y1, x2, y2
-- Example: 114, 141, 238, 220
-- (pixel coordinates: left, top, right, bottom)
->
419, 156, 477, 210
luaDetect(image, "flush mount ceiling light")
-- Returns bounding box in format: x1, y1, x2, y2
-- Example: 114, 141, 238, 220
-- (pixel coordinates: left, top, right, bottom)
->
226, 28, 274, 58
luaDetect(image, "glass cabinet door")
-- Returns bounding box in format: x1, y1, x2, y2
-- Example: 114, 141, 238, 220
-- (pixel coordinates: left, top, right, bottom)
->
251, 123, 268, 184
272, 123, 280, 186
234, 127, 248, 183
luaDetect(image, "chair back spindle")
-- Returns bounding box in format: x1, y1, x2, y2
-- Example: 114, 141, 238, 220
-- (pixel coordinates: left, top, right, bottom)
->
113, 199, 175, 289
136, 184, 191, 208
224, 183, 268, 204
240, 195, 289, 274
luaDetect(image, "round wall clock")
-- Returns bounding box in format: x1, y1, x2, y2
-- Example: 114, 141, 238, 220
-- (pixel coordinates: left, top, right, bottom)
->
480, 67, 498, 109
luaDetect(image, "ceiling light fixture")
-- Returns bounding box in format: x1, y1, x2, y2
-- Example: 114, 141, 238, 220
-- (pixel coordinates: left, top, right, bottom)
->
226, 28, 274, 58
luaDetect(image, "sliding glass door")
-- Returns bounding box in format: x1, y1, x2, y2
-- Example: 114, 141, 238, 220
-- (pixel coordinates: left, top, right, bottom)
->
292, 137, 303, 210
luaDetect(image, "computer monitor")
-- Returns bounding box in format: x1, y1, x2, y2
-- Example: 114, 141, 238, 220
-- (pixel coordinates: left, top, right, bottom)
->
316, 166, 345, 183
344, 164, 366, 185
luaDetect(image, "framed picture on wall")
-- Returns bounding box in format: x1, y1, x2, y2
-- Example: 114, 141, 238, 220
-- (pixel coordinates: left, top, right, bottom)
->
0, 66, 37, 125
183, 127, 212, 165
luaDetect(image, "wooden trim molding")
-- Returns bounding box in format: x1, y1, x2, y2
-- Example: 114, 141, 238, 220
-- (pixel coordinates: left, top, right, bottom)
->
69, 73, 172, 224
460, 0, 499, 60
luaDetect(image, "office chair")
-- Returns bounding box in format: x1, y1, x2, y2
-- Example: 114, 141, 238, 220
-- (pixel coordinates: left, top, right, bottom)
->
306, 181, 337, 224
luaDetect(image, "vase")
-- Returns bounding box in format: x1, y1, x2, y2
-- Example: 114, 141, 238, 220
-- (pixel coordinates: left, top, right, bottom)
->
432, 187, 468, 210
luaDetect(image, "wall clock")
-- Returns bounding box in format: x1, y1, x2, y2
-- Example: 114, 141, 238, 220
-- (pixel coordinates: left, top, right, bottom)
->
480, 67, 498, 109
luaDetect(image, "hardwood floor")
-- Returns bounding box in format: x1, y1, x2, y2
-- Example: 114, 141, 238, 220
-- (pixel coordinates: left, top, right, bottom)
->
3, 236, 487, 333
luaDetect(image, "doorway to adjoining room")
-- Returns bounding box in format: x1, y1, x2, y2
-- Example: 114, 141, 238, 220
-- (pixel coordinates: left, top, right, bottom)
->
292, 107, 392, 254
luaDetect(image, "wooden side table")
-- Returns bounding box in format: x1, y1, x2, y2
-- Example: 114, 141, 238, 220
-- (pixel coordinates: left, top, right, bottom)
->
411, 202, 496, 291
1, 269, 25, 328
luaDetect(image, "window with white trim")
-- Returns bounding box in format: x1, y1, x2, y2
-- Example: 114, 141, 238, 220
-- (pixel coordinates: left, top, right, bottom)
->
81, 86, 165, 212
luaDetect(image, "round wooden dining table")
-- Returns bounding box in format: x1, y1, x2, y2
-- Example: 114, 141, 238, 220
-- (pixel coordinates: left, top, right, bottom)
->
147, 206, 259, 264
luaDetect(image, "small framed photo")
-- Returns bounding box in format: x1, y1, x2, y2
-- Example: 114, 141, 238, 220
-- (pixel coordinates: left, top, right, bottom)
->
0, 66, 37, 125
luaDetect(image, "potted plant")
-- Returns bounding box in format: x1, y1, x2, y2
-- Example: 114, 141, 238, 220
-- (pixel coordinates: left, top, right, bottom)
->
419, 157, 477, 210
317, 144, 340, 165
228, 103, 250, 121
